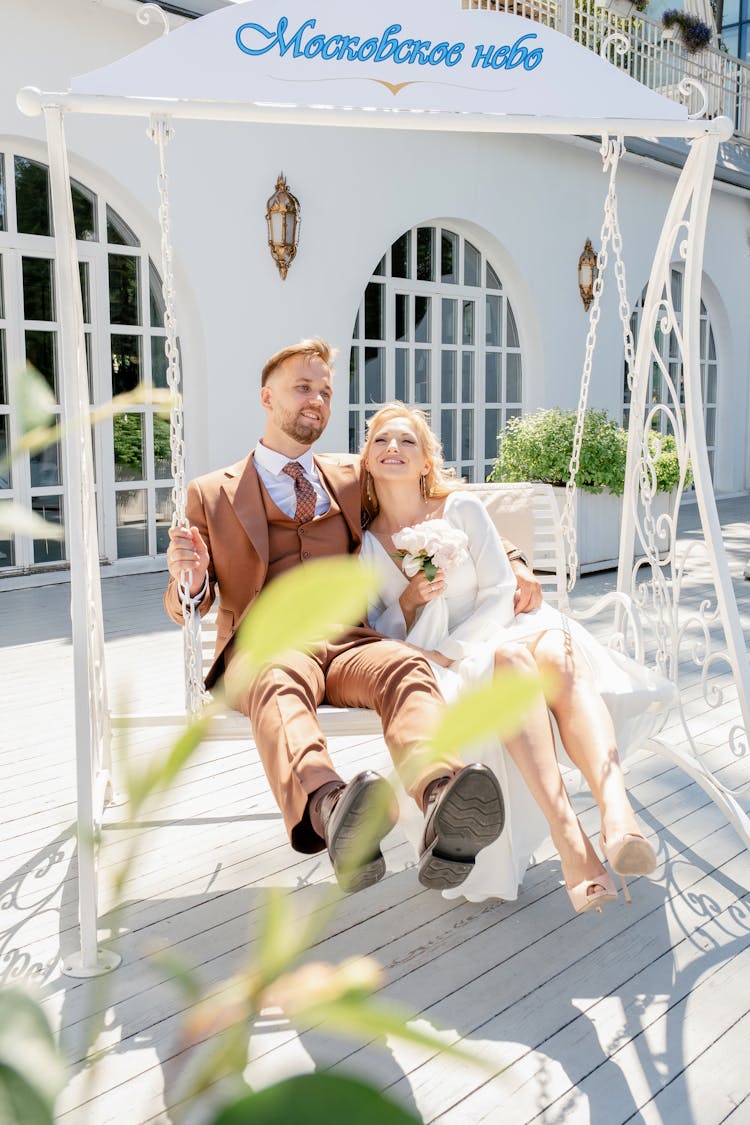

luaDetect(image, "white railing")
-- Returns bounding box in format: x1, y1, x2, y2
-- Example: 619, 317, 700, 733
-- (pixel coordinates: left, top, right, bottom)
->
463, 0, 560, 28
463, 0, 750, 143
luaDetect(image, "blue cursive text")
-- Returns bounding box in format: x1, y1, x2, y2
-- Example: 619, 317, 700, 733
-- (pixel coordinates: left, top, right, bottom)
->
235, 16, 544, 72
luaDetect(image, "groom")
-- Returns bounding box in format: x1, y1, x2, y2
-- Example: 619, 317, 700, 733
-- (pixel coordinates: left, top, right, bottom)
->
165, 338, 536, 894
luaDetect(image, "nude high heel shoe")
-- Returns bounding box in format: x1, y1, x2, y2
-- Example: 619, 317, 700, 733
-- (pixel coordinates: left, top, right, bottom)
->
565, 871, 618, 914
601, 832, 657, 905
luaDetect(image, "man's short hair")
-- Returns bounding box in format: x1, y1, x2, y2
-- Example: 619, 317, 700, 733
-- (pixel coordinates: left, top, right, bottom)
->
261, 338, 337, 386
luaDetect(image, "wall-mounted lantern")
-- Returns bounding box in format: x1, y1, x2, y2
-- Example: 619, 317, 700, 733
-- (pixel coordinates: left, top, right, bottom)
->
265, 172, 300, 280
577, 238, 598, 311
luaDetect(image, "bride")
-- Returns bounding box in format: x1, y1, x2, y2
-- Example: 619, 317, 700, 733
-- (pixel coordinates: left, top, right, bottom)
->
359, 402, 661, 913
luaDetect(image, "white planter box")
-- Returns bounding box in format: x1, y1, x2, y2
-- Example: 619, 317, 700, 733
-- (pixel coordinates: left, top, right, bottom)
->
552, 487, 671, 574
595, 0, 641, 17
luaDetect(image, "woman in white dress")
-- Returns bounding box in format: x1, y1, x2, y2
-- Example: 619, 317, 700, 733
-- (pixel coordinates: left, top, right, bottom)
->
360, 403, 660, 913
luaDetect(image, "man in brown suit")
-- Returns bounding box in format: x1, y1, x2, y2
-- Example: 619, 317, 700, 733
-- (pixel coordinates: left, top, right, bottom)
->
166, 338, 539, 894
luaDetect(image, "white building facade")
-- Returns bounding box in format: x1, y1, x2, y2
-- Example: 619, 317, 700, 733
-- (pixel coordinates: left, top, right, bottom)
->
1, 0, 749, 584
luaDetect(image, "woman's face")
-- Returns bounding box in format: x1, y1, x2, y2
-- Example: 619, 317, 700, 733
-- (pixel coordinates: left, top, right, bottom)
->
365, 417, 429, 488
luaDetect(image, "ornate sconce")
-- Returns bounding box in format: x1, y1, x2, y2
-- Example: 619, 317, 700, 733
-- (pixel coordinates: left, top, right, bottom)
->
577, 238, 598, 311
265, 172, 300, 280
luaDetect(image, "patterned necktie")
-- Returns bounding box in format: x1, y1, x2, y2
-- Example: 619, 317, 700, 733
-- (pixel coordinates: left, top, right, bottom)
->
282, 460, 317, 524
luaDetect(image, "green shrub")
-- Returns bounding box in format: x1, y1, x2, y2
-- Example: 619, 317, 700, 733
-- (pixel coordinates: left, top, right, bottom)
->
489, 408, 689, 494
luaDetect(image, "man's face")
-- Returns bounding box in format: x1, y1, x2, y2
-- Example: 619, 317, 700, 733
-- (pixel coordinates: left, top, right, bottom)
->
261, 354, 333, 449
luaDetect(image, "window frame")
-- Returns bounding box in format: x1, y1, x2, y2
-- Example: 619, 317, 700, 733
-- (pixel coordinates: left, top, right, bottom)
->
349, 223, 523, 483
624, 265, 719, 480
0, 146, 172, 576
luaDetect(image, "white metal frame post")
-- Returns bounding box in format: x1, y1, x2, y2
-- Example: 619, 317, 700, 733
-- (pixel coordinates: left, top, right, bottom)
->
44, 106, 121, 976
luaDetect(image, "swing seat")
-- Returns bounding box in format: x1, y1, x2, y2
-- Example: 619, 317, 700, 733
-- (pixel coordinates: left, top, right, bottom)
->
188, 482, 676, 745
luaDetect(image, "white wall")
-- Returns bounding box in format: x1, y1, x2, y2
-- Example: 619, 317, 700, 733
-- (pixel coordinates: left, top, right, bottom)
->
3, 0, 749, 492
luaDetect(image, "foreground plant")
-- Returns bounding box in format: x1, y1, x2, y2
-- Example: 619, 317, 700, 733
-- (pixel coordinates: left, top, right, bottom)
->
3, 375, 544, 1122
0, 990, 66, 1125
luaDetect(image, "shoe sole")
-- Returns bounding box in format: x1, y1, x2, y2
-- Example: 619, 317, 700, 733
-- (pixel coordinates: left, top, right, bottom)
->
418, 767, 505, 890
329, 777, 397, 894
607, 838, 657, 877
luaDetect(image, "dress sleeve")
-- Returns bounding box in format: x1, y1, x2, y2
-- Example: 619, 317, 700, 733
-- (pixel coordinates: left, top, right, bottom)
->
361, 535, 409, 640
368, 597, 408, 641
435, 493, 517, 662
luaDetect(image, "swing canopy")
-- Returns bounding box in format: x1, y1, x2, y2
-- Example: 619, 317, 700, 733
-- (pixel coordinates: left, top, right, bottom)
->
20, 0, 731, 135
18, 0, 747, 977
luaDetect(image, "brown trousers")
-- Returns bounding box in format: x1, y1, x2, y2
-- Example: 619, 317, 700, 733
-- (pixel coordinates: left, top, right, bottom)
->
233, 627, 460, 853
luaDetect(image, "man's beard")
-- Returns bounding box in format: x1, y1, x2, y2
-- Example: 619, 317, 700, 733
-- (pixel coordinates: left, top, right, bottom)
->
280, 409, 326, 444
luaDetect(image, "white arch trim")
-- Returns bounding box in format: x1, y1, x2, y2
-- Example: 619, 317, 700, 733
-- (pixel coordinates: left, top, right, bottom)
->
15, 0, 746, 974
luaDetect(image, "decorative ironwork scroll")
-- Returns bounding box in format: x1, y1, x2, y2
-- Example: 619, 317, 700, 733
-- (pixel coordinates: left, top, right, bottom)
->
618, 133, 750, 846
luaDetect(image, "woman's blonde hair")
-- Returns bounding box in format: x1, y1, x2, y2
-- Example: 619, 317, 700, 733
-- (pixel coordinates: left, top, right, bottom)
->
360, 401, 459, 523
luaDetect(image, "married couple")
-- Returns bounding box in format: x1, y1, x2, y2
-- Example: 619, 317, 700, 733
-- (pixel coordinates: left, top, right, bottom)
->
166, 338, 657, 912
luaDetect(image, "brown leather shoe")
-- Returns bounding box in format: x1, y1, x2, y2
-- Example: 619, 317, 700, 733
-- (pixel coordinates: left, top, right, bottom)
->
418, 764, 505, 890
322, 771, 398, 894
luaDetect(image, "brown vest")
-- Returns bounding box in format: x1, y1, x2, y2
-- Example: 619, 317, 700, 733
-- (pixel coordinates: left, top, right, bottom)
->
261, 482, 355, 582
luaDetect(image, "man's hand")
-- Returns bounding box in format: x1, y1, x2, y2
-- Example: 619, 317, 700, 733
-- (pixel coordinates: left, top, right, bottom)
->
511, 559, 542, 615
167, 525, 210, 598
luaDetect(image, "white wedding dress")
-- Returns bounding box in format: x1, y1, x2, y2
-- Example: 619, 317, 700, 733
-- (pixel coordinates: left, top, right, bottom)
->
360, 490, 675, 902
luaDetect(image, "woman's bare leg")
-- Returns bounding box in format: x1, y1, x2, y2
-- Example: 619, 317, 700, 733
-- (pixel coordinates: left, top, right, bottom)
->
494, 643, 610, 899
526, 628, 644, 846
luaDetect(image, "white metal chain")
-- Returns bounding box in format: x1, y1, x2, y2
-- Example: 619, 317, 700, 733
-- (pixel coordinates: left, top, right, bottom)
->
148, 115, 206, 716
561, 135, 632, 591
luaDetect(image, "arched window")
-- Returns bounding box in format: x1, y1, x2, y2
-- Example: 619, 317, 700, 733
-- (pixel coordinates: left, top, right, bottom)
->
349, 224, 523, 482
624, 267, 718, 477
0, 151, 173, 574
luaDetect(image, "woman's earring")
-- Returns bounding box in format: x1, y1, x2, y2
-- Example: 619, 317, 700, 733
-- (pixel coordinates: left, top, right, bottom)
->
420, 474, 427, 501
366, 471, 374, 504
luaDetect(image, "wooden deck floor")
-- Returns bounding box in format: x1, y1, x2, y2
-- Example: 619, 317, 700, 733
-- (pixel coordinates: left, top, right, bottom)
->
3, 496, 750, 1124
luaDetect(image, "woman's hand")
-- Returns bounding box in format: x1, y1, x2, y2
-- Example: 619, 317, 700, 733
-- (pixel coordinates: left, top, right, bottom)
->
398, 567, 446, 630
405, 643, 454, 669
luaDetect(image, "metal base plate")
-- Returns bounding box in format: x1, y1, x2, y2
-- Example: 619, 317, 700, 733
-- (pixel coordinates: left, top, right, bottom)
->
62, 948, 122, 978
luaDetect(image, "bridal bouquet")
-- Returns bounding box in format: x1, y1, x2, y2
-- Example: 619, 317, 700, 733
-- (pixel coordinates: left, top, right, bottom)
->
392, 519, 469, 582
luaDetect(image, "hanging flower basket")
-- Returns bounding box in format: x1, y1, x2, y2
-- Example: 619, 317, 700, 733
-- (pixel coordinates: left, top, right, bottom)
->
661, 9, 713, 52
595, 0, 648, 17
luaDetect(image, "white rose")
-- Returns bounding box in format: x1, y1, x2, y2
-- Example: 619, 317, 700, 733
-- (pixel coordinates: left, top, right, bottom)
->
392, 526, 421, 554
401, 553, 423, 578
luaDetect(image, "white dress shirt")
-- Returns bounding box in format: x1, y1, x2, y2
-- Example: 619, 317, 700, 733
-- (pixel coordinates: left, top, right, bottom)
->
253, 441, 332, 518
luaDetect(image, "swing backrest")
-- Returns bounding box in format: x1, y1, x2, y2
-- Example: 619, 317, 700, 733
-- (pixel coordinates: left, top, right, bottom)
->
464, 482, 569, 611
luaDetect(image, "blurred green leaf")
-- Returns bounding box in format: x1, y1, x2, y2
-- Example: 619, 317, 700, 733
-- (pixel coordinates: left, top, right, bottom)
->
0, 501, 65, 540
263, 957, 383, 1018
126, 709, 215, 812
211, 1073, 421, 1125
85, 385, 174, 429
256, 887, 320, 985
228, 558, 379, 681
8, 421, 61, 463
147, 946, 203, 1006
16, 366, 55, 435
287, 994, 479, 1069
0, 1066, 52, 1125
0, 989, 66, 1125
7, 385, 175, 465
430, 668, 548, 762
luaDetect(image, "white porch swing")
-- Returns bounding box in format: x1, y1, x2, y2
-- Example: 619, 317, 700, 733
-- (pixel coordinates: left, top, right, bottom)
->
17, 0, 750, 975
